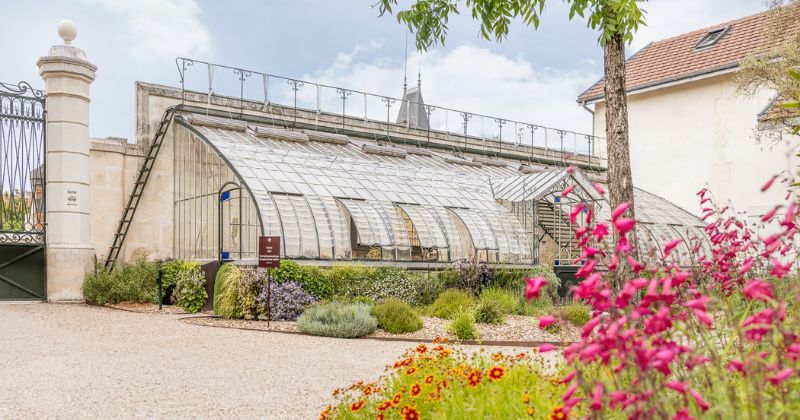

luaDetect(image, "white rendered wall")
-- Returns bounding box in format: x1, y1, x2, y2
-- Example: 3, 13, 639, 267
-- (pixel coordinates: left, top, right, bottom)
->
591, 72, 796, 217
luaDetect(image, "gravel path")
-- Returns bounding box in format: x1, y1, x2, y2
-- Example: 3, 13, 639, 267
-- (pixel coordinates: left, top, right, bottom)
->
0, 303, 534, 419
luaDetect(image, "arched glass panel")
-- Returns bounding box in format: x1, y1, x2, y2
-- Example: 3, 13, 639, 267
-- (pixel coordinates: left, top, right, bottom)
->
448, 208, 499, 250
397, 204, 449, 249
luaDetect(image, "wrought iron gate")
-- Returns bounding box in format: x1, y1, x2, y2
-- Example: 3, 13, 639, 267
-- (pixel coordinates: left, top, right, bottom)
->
0, 82, 46, 300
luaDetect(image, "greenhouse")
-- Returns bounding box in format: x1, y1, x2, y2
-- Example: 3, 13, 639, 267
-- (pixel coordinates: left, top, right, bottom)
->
169, 110, 705, 268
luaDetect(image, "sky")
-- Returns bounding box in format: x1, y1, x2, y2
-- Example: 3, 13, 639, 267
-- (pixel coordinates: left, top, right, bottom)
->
1, 0, 767, 141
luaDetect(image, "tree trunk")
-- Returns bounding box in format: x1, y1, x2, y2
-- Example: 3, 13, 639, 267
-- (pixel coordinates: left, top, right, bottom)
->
603, 33, 636, 216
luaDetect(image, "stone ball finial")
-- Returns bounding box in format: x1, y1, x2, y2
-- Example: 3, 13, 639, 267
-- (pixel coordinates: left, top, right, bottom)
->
57, 20, 77, 45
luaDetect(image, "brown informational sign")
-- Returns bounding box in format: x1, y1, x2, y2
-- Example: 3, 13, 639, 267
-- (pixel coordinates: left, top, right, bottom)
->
258, 236, 281, 268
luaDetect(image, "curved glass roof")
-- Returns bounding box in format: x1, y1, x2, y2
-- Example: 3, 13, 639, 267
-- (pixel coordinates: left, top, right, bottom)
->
177, 114, 705, 265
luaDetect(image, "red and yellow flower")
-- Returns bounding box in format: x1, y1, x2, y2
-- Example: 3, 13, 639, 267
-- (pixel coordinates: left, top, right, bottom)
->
350, 400, 365, 412
415, 343, 428, 353
488, 366, 506, 381
521, 393, 531, 404
377, 400, 392, 411
550, 406, 567, 420
401, 404, 420, 420
410, 383, 422, 397
392, 392, 402, 406
467, 370, 482, 387
424, 375, 434, 384
406, 366, 418, 375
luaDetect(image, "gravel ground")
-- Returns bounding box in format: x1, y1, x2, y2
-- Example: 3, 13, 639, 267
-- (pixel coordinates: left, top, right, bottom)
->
0, 303, 537, 419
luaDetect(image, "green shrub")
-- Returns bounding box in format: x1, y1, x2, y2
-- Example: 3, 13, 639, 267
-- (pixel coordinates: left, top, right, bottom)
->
82, 264, 115, 305
560, 303, 591, 326
297, 302, 377, 338
160, 259, 200, 289
479, 287, 521, 314
272, 260, 304, 284
409, 271, 445, 306
473, 298, 506, 325
427, 289, 475, 319
214, 263, 242, 319
372, 299, 423, 334
492, 265, 561, 301
82, 258, 159, 304
328, 265, 420, 304
300, 266, 333, 299
447, 307, 479, 340
172, 267, 207, 313
519, 297, 554, 317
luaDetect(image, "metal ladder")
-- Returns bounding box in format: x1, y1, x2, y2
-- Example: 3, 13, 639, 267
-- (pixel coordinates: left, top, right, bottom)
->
104, 107, 178, 270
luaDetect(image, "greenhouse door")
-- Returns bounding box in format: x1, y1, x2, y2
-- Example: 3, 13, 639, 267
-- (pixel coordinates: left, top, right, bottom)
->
218, 182, 244, 262
0, 82, 46, 300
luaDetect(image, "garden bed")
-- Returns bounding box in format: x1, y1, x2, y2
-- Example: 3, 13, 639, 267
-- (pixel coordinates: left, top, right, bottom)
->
181, 314, 579, 344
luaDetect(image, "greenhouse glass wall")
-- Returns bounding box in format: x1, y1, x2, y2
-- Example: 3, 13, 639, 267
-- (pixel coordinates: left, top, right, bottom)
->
171, 111, 706, 267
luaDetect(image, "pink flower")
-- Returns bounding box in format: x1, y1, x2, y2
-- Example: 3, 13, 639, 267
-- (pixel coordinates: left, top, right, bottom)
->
761, 205, 781, 222
562, 184, 576, 197
761, 174, 778, 192
592, 223, 609, 241
566, 165, 575, 174
525, 276, 547, 301
769, 368, 794, 386
579, 344, 602, 362
663, 239, 683, 258
611, 202, 631, 221
608, 254, 619, 271
771, 259, 792, 279
616, 236, 632, 253
560, 370, 577, 384
743, 278, 773, 301
537, 344, 557, 353
665, 381, 688, 395
539, 316, 557, 329
627, 255, 644, 273
674, 409, 695, 420
570, 204, 585, 225
738, 257, 755, 275
727, 360, 744, 374
693, 309, 713, 327
614, 218, 636, 234
589, 382, 604, 411
685, 296, 708, 311
593, 183, 606, 196
689, 389, 709, 412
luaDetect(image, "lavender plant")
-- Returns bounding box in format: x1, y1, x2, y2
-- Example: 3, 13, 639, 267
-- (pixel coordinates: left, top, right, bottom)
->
256, 280, 317, 321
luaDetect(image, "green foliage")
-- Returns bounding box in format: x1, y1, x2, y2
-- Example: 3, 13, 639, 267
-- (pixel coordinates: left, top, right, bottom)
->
378, 0, 646, 50
172, 267, 207, 313
447, 307, 479, 340
560, 303, 591, 326
297, 302, 378, 338
409, 271, 445, 306
272, 260, 304, 284
160, 259, 200, 289
214, 263, 242, 319
82, 258, 159, 305
300, 265, 334, 300
372, 299, 424, 334
473, 297, 506, 325
479, 287, 522, 314
427, 288, 475, 319
328, 265, 421, 304
519, 297, 554, 317
491, 264, 560, 302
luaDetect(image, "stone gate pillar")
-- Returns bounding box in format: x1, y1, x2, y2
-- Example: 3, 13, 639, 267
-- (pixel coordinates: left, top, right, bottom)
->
37, 21, 97, 302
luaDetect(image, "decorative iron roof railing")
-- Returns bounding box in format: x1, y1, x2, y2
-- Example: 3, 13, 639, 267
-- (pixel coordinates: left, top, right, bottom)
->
175, 57, 606, 167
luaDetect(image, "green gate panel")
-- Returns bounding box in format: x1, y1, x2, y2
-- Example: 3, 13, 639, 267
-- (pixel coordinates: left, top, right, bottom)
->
0, 245, 45, 300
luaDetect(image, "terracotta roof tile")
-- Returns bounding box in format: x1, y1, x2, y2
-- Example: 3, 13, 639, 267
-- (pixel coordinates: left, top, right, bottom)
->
577, 8, 798, 102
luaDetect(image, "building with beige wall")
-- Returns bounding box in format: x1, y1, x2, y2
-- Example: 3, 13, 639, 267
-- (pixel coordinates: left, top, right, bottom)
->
578, 9, 799, 219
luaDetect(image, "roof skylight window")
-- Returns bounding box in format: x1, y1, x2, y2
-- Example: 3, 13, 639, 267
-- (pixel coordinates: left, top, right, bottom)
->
695, 27, 729, 49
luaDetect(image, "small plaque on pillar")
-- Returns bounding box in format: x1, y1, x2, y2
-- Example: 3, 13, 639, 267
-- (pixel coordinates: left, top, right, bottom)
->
66, 189, 78, 207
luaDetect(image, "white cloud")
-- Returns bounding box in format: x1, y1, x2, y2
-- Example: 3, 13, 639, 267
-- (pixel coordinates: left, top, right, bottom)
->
81, 0, 211, 59
302, 43, 600, 135
630, 1, 766, 52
